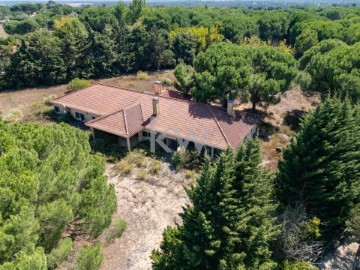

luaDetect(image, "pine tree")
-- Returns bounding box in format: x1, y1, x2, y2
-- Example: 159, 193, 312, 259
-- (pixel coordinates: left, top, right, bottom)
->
152, 141, 278, 269
232, 140, 279, 269
276, 98, 360, 235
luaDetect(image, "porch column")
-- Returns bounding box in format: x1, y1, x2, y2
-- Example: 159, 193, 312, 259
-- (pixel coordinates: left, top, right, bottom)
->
138, 131, 144, 141
126, 137, 131, 152
211, 147, 214, 160
90, 128, 95, 139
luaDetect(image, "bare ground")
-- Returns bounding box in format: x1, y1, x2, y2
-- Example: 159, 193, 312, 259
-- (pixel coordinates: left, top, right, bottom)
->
318, 241, 359, 270
0, 25, 8, 39
0, 84, 67, 117
0, 70, 175, 119
100, 161, 194, 270
236, 86, 320, 171
97, 70, 176, 93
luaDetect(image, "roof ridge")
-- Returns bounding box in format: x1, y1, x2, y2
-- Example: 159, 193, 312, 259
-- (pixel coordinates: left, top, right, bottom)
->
122, 109, 129, 136
207, 105, 232, 148
96, 82, 210, 107
86, 108, 125, 125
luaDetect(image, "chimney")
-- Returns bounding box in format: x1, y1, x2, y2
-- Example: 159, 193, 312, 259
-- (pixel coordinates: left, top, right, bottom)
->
227, 100, 234, 117
152, 97, 160, 116
154, 81, 163, 95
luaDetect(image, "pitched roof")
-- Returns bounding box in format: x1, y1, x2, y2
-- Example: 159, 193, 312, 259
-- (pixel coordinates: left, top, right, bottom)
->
86, 103, 144, 138
51, 84, 259, 150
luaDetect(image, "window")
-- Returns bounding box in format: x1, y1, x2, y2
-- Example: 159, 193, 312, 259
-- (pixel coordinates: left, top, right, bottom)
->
143, 131, 151, 138
75, 112, 85, 121
54, 106, 60, 113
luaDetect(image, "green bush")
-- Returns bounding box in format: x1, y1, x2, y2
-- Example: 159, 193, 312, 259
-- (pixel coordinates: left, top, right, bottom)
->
137, 169, 149, 181
172, 150, 203, 171
283, 260, 315, 270
184, 169, 197, 180
4, 108, 22, 123
149, 159, 162, 175
75, 243, 104, 270
128, 149, 146, 167
47, 238, 73, 269
67, 78, 92, 93
115, 159, 134, 176
90, 138, 127, 162
136, 71, 150, 80
160, 77, 173, 86
105, 219, 128, 246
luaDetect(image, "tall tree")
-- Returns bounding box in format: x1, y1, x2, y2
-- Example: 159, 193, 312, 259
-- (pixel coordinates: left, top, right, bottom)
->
190, 42, 297, 111
172, 32, 197, 65
276, 98, 360, 235
149, 29, 175, 71
7, 30, 66, 89
53, 15, 89, 80
152, 140, 278, 269
126, 0, 146, 25
299, 40, 360, 103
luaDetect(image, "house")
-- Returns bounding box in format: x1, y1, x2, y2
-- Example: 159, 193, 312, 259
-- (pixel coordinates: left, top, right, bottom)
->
51, 82, 259, 158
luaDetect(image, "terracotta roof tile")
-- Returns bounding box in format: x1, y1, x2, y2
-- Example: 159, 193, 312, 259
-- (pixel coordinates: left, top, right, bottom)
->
51, 84, 259, 150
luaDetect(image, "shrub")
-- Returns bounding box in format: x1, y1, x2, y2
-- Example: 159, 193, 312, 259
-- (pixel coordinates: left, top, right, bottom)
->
43, 94, 58, 106
67, 78, 92, 93
127, 149, 146, 167
149, 160, 162, 175
136, 71, 150, 80
47, 238, 73, 269
4, 108, 22, 123
75, 243, 104, 270
160, 77, 173, 86
105, 219, 128, 246
115, 160, 134, 176
136, 169, 149, 181
283, 260, 315, 269
172, 150, 203, 171
184, 169, 196, 180
346, 204, 360, 242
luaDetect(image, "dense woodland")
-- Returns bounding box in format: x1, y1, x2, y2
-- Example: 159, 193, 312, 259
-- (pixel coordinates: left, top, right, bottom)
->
0, 1, 360, 269
0, 1, 359, 101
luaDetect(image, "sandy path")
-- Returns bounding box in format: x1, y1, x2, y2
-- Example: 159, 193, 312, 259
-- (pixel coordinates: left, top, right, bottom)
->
101, 163, 191, 270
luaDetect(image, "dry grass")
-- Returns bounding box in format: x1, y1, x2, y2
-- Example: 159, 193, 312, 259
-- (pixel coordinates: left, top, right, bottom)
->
253, 86, 320, 172
0, 84, 67, 118
97, 70, 176, 93
0, 25, 8, 39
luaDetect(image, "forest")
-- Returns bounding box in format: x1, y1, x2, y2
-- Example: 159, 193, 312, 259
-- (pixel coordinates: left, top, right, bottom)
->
0, 0, 360, 269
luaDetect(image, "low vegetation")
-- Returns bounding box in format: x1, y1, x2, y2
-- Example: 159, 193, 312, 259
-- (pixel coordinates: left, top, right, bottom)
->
66, 78, 92, 93
115, 159, 134, 176
136, 169, 150, 181
75, 243, 104, 270
104, 219, 128, 246
47, 238, 73, 269
172, 150, 203, 171
3, 108, 22, 123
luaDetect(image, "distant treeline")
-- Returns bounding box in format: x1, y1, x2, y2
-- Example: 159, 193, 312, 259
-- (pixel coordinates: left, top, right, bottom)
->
0, 1, 359, 90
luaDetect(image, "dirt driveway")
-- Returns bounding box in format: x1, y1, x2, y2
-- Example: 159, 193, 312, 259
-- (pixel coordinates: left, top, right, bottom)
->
0, 85, 67, 116
101, 163, 192, 270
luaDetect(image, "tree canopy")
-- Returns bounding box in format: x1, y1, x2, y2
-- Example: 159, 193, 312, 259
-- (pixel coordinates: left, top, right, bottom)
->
152, 140, 278, 269
0, 122, 116, 268
1, 3, 360, 91
276, 97, 360, 235
299, 40, 360, 103
183, 42, 297, 111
